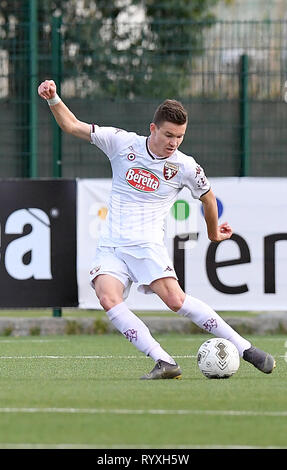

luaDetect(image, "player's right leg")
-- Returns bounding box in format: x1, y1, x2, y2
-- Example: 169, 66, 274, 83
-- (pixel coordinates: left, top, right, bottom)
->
92, 273, 180, 379
93, 273, 125, 311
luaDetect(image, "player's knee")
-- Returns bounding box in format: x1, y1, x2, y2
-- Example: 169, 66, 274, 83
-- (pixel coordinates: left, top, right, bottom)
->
165, 293, 185, 312
97, 293, 122, 311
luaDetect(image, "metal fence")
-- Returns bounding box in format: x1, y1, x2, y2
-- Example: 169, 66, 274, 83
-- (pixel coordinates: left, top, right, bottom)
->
1, 14, 287, 178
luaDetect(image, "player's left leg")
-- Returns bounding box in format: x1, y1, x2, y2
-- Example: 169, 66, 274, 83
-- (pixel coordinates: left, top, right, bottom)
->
150, 277, 275, 374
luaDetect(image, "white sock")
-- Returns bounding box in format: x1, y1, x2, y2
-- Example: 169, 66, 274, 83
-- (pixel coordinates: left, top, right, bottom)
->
177, 295, 251, 356
106, 302, 176, 364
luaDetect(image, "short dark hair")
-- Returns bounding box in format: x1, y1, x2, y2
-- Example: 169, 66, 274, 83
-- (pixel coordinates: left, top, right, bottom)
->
153, 99, 188, 126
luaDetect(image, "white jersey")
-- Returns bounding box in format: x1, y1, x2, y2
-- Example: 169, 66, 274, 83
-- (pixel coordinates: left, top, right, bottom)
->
90, 125, 211, 247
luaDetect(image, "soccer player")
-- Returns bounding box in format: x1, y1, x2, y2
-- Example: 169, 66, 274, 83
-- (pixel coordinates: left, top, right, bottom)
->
38, 80, 276, 379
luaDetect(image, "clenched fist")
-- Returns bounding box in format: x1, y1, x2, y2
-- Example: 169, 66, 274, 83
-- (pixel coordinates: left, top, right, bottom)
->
38, 80, 57, 100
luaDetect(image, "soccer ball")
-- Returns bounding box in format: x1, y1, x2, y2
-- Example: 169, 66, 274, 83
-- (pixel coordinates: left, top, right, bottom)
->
197, 338, 240, 379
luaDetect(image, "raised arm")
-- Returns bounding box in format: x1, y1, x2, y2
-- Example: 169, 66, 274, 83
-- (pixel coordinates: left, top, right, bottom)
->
200, 189, 232, 242
38, 80, 91, 141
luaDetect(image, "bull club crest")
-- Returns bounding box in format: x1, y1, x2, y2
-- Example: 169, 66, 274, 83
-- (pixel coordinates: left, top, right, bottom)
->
163, 162, 179, 180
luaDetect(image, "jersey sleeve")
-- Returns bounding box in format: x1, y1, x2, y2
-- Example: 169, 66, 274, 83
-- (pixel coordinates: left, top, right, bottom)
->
90, 125, 132, 160
181, 158, 211, 199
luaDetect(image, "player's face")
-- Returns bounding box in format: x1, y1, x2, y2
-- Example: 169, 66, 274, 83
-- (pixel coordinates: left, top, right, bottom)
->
149, 121, 187, 158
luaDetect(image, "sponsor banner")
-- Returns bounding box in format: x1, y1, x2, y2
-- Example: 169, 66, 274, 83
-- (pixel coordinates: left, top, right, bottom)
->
0, 179, 78, 307
191, 177, 287, 310
77, 179, 112, 309
77, 178, 287, 311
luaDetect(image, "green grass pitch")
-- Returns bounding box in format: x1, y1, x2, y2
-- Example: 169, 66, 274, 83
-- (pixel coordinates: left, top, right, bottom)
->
0, 333, 286, 449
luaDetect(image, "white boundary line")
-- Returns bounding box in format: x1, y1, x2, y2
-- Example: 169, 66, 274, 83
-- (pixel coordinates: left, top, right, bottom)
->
0, 355, 140, 359
0, 339, 68, 343
0, 336, 285, 343
0, 407, 286, 417
0, 354, 285, 359
0, 355, 196, 359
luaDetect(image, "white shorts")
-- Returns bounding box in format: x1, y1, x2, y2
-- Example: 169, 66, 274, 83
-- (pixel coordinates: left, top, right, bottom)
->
89, 244, 178, 298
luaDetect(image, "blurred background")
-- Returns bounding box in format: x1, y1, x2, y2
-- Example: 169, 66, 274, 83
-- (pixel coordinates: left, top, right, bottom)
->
1, 0, 287, 180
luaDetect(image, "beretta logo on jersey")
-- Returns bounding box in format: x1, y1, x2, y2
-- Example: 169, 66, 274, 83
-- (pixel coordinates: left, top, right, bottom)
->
125, 167, 160, 192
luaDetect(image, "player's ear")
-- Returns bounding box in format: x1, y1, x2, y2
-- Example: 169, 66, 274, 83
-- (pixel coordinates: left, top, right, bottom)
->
150, 122, 156, 134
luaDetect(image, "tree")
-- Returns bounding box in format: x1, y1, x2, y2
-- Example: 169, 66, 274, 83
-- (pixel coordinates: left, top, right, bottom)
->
51, 0, 230, 99
0, 0, 233, 99
136, 0, 222, 98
